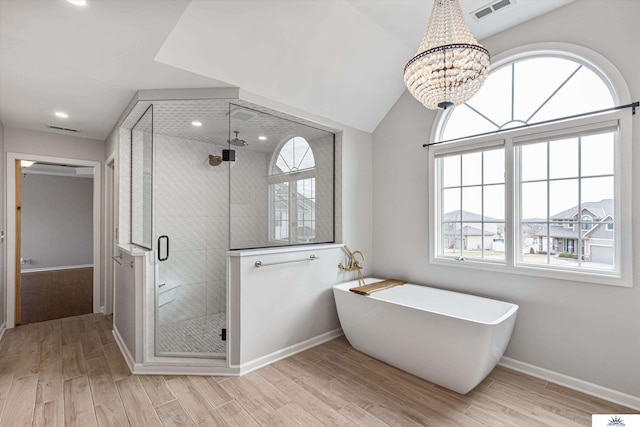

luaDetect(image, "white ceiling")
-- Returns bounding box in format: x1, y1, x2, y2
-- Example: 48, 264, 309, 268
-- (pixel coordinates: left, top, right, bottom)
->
0, 0, 573, 141
122, 99, 333, 153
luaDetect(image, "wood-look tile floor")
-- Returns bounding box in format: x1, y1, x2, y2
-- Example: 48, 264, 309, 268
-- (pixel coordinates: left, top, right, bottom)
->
0, 313, 635, 426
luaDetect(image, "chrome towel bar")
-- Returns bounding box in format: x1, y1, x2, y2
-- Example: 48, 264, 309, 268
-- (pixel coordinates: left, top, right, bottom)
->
112, 255, 134, 268
255, 255, 319, 268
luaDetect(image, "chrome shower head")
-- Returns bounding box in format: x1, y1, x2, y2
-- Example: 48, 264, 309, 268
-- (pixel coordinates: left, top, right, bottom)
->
228, 130, 248, 147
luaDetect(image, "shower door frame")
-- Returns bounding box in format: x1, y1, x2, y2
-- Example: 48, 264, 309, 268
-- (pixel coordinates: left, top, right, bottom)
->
149, 102, 228, 361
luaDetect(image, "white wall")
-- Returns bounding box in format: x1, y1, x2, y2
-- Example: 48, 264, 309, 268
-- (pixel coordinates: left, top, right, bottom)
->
372, 0, 640, 399
229, 244, 351, 371
21, 174, 93, 270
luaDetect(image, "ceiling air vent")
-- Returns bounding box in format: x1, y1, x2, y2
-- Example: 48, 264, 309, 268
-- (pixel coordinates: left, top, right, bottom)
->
472, 0, 514, 20
229, 109, 257, 121
46, 124, 80, 133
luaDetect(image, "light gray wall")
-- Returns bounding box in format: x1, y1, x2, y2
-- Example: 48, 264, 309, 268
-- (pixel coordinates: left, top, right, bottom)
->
105, 126, 119, 162
372, 0, 640, 398
0, 121, 5, 327
21, 174, 93, 270
4, 127, 104, 162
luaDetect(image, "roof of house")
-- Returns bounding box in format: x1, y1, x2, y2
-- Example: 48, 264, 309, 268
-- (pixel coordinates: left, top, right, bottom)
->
550, 199, 613, 221
461, 226, 494, 236
525, 224, 578, 239
444, 210, 502, 223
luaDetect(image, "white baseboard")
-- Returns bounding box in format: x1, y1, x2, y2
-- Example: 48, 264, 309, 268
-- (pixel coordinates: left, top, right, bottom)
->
109, 328, 341, 377
239, 328, 343, 375
0, 323, 6, 342
21, 264, 93, 273
499, 357, 640, 411
132, 363, 240, 376
112, 327, 135, 373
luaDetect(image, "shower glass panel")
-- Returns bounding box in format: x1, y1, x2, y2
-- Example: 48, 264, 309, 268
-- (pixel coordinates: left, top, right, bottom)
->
131, 105, 153, 249
153, 99, 229, 359
229, 104, 335, 249
135, 98, 335, 360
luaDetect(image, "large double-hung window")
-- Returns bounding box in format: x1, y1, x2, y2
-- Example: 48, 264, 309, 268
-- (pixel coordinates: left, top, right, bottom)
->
430, 49, 633, 286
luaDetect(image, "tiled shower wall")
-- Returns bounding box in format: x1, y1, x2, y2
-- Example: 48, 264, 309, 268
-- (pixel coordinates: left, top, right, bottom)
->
230, 149, 269, 249
154, 134, 270, 325
309, 134, 335, 243
118, 127, 131, 245
155, 134, 229, 324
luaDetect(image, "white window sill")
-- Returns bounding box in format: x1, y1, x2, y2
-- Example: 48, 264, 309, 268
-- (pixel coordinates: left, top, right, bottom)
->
430, 257, 631, 288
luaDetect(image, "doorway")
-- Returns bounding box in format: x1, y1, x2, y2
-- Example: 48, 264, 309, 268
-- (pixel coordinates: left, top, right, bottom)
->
6, 153, 101, 328
19, 165, 94, 324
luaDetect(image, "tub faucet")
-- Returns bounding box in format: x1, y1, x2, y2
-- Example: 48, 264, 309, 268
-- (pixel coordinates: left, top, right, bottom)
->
338, 245, 366, 286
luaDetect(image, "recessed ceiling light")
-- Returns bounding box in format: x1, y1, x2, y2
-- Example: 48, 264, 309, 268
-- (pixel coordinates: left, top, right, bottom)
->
192, 121, 203, 127
67, 0, 87, 6
258, 136, 267, 141
54, 111, 69, 118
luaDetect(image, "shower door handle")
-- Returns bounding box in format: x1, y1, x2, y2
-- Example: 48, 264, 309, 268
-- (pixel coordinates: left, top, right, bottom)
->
158, 235, 169, 261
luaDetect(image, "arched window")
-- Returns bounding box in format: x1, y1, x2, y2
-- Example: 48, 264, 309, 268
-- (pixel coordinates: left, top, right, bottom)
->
274, 136, 315, 173
430, 48, 632, 285
581, 215, 594, 231
439, 55, 615, 142
269, 137, 316, 243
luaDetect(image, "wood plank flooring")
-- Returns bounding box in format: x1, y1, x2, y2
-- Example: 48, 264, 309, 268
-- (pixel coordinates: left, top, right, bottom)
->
0, 313, 635, 426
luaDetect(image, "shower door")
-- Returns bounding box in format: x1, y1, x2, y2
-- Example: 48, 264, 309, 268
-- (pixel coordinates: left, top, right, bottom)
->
152, 100, 229, 359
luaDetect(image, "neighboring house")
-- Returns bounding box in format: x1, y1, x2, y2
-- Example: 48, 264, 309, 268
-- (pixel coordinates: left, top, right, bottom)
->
461, 225, 495, 251
523, 199, 614, 263
443, 210, 504, 251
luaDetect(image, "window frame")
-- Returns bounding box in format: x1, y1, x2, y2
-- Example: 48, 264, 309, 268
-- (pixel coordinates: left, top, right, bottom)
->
268, 136, 317, 244
428, 111, 633, 287
435, 142, 507, 264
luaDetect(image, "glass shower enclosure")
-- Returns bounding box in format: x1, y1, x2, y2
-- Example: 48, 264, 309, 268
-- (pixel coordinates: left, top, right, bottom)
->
126, 97, 335, 362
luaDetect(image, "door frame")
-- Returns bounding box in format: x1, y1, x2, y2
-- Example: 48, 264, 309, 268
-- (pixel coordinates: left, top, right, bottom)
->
103, 153, 116, 315
5, 152, 102, 328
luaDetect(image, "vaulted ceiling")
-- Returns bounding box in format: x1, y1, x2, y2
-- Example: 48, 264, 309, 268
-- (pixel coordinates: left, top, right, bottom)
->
0, 0, 573, 141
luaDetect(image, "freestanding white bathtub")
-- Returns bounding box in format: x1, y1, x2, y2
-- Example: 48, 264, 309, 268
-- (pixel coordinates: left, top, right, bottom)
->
333, 278, 518, 394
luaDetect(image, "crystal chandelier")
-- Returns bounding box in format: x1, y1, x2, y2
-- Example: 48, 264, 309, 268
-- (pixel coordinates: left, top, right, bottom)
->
404, 0, 490, 110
